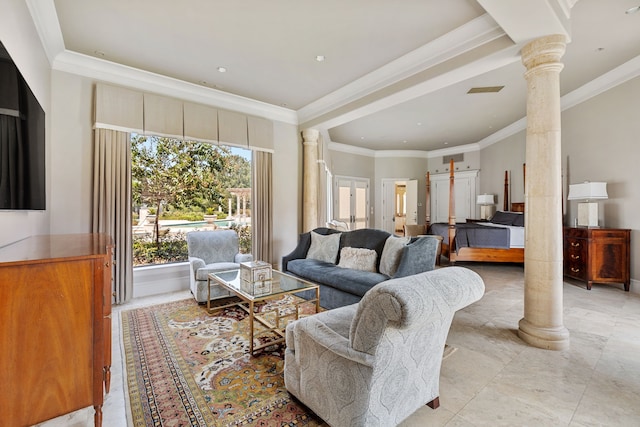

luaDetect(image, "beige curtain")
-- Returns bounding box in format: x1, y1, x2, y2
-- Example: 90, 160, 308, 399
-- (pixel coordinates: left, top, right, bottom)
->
251, 150, 273, 264
92, 128, 133, 304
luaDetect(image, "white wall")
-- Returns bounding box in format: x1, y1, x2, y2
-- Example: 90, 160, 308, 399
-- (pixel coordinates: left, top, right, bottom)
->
0, 0, 52, 247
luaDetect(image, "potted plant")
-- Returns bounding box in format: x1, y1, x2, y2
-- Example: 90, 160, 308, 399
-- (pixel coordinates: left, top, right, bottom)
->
146, 207, 157, 224
204, 207, 217, 224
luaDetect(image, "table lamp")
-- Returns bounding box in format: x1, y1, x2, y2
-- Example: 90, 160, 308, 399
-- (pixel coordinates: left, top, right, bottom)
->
477, 194, 495, 220
567, 181, 608, 227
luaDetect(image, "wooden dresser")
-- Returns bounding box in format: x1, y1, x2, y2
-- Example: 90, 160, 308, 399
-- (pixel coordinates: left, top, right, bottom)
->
0, 233, 113, 427
563, 227, 630, 291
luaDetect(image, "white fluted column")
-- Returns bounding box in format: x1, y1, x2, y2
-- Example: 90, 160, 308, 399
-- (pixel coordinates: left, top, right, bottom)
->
518, 34, 570, 351
302, 129, 319, 232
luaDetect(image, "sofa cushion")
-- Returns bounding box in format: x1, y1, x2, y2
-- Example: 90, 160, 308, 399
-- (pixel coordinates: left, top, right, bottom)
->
337, 247, 377, 272
195, 262, 241, 281
306, 231, 341, 263
379, 236, 410, 277
287, 259, 387, 297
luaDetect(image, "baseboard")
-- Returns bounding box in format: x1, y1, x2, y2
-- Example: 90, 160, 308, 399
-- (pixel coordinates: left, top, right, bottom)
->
133, 262, 190, 298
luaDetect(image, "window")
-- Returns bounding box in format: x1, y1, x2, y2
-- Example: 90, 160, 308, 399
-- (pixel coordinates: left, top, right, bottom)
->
131, 134, 252, 266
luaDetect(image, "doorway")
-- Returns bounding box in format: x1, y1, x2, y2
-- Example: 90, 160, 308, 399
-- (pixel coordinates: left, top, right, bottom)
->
334, 176, 369, 230
382, 179, 417, 235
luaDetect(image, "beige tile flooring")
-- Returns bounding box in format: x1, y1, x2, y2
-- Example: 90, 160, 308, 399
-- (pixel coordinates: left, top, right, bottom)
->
40, 263, 640, 426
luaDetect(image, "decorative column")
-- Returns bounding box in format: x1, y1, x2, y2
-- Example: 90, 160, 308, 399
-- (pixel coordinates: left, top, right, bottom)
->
518, 34, 570, 351
302, 129, 320, 232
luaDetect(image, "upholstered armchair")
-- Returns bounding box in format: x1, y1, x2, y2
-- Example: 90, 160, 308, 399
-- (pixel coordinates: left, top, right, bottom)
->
284, 267, 485, 427
186, 230, 253, 303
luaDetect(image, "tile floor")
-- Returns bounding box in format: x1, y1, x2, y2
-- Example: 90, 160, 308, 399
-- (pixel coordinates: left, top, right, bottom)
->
39, 263, 640, 426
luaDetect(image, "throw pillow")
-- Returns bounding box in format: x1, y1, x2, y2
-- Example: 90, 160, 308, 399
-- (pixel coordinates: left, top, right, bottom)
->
379, 236, 410, 277
490, 211, 516, 225
306, 231, 341, 263
512, 212, 524, 227
337, 247, 377, 272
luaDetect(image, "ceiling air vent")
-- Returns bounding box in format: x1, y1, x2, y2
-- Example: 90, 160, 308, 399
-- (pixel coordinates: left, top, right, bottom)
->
443, 154, 463, 164
467, 86, 504, 94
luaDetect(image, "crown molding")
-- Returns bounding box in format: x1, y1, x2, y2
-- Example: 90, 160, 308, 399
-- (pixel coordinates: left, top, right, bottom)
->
375, 150, 430, 159
297, 14, 506, 124
25, 0, 64, 65
561, 53, 640, 111
426, 143, 481, 158
328, 141, 377, 158
53, 50, 298, 124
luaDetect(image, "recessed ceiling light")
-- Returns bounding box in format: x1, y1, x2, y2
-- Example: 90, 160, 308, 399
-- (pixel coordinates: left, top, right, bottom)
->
360, 136, 365, 140
403, 140, 407, 144
444, 142, 448, 145
417, 122, 422, 126
315, 55, 325, 62
596, 47, 605, 52
625, 5, 640, 14
217, 66, 227, 73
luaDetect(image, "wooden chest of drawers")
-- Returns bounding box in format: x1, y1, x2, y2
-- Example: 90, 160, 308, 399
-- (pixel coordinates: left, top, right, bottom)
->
0, 234, 113, 427
563, 227, 630, 291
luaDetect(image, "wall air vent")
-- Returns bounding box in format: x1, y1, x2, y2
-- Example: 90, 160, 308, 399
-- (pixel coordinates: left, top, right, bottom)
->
467, 86, 504, 94
443, 154, 463, 164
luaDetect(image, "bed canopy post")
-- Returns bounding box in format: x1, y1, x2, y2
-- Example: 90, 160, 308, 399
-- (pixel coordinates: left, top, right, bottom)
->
425, 172, 431, 226
448, 159, 456, 263
503, 171, 509, 211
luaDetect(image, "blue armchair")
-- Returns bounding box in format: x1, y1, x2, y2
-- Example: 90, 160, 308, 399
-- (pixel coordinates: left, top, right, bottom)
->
186, 230, 253, 302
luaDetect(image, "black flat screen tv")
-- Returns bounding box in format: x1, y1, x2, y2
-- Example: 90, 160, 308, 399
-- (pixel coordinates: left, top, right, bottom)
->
0, 41, 46, 210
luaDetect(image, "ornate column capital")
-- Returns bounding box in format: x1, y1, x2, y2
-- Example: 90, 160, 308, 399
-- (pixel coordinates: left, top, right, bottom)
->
301, 128, 320, 144
521, 34, 568, 74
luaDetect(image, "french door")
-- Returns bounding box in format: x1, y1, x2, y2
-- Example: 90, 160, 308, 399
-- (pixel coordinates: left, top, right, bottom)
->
334, 176, 369, 230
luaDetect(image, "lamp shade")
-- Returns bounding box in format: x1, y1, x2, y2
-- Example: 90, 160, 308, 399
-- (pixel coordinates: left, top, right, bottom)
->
476, 194, 495, 205
567, 182, 608, 201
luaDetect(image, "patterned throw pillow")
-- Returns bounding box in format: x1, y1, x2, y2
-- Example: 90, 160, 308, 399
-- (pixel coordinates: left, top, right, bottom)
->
337, 247, 378, 272
379, 236, 410, 277
306, 231, 341, 263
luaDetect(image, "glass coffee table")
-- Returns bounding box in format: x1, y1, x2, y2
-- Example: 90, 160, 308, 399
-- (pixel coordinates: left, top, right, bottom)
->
207, 269, 320, 356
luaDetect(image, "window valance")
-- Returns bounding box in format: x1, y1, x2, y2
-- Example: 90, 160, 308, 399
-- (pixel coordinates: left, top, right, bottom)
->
94, 83, 273, 152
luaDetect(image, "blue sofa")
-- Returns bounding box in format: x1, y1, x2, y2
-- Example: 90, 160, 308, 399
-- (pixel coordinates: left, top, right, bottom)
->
282, 227, 439, 309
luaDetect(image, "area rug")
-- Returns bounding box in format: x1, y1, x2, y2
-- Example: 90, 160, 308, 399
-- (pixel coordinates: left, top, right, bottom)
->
121, 296, 458, 426
122, 295, 325, 426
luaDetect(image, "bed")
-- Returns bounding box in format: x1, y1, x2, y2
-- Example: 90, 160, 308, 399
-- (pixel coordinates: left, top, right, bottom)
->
427, 161, 525, 264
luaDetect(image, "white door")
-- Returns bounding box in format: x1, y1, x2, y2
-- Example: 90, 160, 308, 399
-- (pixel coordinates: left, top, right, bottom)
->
334, 176, 369, 230
382, 179, 396, 234
429, 170, 479, 223
405, 179, 418, 225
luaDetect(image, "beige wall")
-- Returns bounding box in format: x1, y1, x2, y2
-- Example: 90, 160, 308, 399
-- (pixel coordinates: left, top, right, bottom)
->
49, 71, 95, 234
272, 122, 302, 268
46, 71, 302, 269
374, 156, 429, 229
479, 75, 640, 290
328, 150, 375, 224
0, 0, 52, 247
480, 131, 526, 210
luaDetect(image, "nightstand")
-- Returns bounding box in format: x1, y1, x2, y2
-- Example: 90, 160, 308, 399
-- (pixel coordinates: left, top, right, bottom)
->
563, 227, 631, 291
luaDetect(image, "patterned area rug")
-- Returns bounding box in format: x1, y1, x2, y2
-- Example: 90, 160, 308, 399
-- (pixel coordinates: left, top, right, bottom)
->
121, 295, 326, 426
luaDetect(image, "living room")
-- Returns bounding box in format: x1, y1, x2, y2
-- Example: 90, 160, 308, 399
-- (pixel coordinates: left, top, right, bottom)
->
1, 0, 639, 426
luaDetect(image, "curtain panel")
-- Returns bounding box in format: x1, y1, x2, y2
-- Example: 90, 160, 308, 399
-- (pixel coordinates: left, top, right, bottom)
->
251, 150, 273, 264
92, 128, 133, 304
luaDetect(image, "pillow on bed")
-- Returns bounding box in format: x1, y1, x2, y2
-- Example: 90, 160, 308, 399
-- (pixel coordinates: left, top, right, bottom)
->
490, 211, 517, 225
512, 213, 524, 227
337, 247, 377, 272
306, 231, 341, 263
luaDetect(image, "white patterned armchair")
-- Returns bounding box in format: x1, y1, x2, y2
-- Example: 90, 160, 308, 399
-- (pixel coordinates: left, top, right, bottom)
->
284, 267, 485, 427
186, 230, 252, 303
